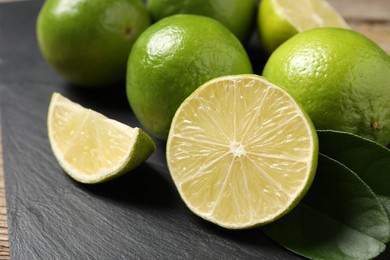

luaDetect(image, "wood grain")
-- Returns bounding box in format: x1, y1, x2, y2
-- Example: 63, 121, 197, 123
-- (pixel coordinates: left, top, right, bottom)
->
0, 130, 10, 259
0, 0, 389, 259
328, 0, 390, 54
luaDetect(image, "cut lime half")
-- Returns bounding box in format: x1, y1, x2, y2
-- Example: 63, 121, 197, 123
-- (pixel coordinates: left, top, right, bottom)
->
166, 75, 318, 229
258, 0, 349, 54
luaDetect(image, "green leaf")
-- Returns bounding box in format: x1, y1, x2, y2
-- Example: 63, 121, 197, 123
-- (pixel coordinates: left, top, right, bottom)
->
262, 154, 389, 260
317, 130, 390, 217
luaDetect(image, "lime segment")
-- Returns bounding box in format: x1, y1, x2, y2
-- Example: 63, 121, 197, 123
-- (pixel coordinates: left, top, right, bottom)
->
48, 93, 156, 184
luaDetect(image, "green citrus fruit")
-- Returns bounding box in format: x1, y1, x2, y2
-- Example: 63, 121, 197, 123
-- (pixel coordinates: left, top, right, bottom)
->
126, 14, 253, 140
166, 74, 318, 229
48, 93, 156, 184
262, 28, 390, 146
37, 0, 151, 87
146, 0, 257, 42
258, 0, 349, 54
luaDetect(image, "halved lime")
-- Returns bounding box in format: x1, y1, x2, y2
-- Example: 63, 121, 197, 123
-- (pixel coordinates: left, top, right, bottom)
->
258, 0, 349, 54
48, 93, 156, 184
166, 75, 318, 229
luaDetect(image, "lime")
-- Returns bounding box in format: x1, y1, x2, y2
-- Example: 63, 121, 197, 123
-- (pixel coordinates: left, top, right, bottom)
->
263, 28, 390, 146
258, 0, 349, 54
146, 0, 256, 42
166, 75, 318, 229
126, 14, 253, 140
47, 93, 156, 184
37, 0, 151, 87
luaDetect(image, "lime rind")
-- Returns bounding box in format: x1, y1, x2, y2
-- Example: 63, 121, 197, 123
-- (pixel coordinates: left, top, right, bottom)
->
262, 28, 390, 146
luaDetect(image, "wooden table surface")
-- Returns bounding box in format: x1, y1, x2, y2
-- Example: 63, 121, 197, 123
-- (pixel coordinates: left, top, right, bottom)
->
0, 0, 389, 259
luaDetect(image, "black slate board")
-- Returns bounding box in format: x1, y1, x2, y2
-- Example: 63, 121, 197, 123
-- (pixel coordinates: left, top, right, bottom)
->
0, 1, 388, 259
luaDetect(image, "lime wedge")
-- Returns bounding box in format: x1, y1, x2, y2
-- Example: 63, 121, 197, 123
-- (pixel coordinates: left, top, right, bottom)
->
166, 75, 318, 229
258, 0, 349, 54
48, 93, 156, 184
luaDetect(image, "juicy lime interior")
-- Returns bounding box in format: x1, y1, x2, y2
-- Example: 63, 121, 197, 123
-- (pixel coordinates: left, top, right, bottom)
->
167, 75, 318, 228
50, 100, 136, 176
275, 0, 348, 31
48, 93, 155, 183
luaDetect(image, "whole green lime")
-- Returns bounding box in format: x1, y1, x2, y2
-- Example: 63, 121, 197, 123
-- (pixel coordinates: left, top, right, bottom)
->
263, 28, 390, 145
146, 0, 256, 42
127, 14, 253, 139
37, 0, 151, 87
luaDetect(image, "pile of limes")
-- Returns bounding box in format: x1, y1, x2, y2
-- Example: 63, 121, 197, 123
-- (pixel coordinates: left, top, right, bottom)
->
40, 1, 390, 258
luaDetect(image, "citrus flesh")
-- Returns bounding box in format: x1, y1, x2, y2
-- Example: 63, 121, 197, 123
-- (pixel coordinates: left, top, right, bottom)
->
127, 14, 253, 140
258, 0, 349, 54
263, 28, 390, 146
166, 75, 318, 229
48, 93, 156, 184
146, 0, 256, 42
37, 0, 151, 87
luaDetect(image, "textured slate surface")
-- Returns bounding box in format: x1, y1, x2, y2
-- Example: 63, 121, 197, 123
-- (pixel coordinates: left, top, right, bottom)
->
0, 1, 294, 259
1, 1, 389, 260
